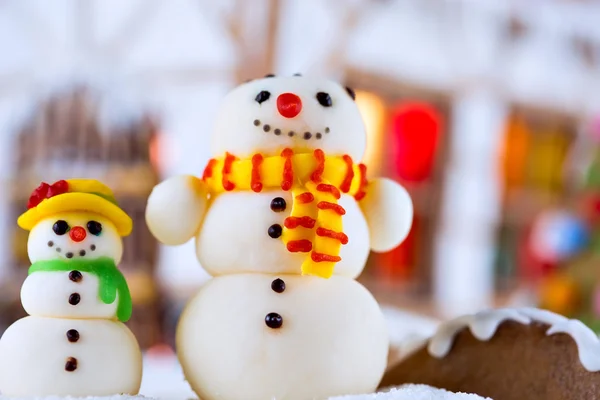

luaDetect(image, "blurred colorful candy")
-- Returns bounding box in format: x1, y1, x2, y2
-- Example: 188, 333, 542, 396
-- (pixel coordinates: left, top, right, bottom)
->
529, 210, 589, 264
593, 286, 600, 318
588, 114, 600, 144
538, 272, 581, 316
391, 102, 442, 183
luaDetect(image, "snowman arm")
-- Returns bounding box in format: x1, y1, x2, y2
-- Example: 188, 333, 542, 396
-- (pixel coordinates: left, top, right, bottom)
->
145, 175, 209, 246
359, 177, 413, 253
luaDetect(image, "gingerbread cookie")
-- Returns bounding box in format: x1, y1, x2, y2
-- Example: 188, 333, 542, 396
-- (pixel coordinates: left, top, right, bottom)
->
380, 308, 600, 400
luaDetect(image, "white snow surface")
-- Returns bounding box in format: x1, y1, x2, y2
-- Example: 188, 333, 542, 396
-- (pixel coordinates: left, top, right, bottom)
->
0, 384, 492, 400
330, 384, 492, 400
0, 397, 149, 400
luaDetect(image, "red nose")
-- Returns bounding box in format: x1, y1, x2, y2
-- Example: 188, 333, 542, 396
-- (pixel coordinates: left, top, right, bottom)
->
277, 93, 302, 118
69, 226, 86, 242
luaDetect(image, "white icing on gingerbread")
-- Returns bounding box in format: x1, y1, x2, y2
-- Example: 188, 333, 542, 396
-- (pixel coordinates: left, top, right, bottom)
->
427, 308, 600, 372
547, 318, 600, 372
427, 309, 531, 358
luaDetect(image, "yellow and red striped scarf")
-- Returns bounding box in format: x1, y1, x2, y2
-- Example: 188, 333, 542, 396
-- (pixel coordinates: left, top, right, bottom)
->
202, 149, 368, 278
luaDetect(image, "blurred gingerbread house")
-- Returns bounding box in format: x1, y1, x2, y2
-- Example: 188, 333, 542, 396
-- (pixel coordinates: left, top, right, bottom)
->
0, 0, 599, 327
1, 86, 162, 349
289, 0, 600, 317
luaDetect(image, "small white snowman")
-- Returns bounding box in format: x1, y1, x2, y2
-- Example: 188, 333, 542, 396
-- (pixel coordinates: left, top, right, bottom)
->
146, 75, 413, 400
0, 179, 142, 397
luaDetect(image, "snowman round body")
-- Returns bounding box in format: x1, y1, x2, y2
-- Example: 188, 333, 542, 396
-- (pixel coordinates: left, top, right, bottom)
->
177, 274, 389, 400
0, 211, 142, 396
21, 271, 119, 318
197, 190, 370, 278
147, 76, 414, 399
0, 316, 141, 397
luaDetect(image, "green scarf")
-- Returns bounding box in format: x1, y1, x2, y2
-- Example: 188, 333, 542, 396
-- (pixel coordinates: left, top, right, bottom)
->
29, 257, 132, 322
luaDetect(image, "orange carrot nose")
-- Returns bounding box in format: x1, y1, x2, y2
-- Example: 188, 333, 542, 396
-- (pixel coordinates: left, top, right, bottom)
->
69, 226, 86, 242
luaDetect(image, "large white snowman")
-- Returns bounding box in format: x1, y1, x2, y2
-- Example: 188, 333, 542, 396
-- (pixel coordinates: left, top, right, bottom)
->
0, 179, 142, 397
146, 75, 413, 400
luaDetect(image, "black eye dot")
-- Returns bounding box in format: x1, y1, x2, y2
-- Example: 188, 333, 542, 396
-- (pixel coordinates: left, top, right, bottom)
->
53, 220, 69, 235
255, 91, 271, 104
316, 92, 332, 107
345, 86, 356, 100
87, 221, 102, 236
264, 73, 275, 78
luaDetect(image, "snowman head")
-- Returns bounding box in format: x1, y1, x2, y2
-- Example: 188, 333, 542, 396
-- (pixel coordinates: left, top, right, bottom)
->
27, 212, 124, 264
18, 179, 132, 264
211, 75, 366, 160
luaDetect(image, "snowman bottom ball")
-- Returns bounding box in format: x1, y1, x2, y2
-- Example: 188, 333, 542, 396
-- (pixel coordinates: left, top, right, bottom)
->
177, 273, 389, 400
0, 316, 142, 396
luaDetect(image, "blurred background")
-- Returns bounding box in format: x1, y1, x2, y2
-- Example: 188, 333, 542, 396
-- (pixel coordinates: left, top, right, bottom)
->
1, 0, 600, 352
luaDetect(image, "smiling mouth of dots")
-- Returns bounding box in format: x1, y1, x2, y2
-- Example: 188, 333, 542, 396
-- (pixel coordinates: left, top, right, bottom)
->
47, 240, 97, 259
253, 119, 330, 140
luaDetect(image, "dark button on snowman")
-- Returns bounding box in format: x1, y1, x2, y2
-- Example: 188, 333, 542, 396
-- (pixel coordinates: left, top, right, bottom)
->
66, 329, 80, 343
271, 278, 286, 293
267, 278, 286, 328
270, 197, 286, 212
147, 75, 414, 400
0, 179, 142, 397
69, 270, 83, 282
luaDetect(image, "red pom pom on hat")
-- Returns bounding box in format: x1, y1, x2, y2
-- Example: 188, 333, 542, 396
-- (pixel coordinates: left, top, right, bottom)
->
27, 183, 49, 209
47, 180, 68, 198
27, 180, 69, 209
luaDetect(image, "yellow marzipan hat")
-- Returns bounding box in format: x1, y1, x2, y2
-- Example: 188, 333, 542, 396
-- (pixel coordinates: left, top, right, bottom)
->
17, 179, 132, 236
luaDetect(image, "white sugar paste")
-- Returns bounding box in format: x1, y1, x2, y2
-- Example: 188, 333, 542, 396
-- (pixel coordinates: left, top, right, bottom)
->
177, 273, 389, 400
359, 178, 413, 253
210, 77, 366, 160
21, 271, 119, 319
27, 213, 123, 265
146, 76, 414, 400
195, 190, 370, 278
0, 208, 142, 397
146, 76, 413, 280
0, 317, 142, 397
427, 307, 600, 372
